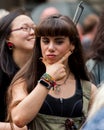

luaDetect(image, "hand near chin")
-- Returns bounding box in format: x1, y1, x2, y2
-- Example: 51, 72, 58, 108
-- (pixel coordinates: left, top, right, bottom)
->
42, 51, 72, 81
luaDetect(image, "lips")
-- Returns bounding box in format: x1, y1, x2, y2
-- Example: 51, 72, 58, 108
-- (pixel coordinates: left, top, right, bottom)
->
27, 38, 35, 41
46, 54, 56, 59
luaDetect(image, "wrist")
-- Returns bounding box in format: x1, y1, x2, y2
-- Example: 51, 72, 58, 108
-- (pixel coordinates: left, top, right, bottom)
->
38, 73, 56, 90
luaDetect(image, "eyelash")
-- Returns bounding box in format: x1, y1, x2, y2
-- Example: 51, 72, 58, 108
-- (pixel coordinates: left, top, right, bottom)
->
56, 41, 64, 44
42, 40, 49, 44
42, 39, 64, 45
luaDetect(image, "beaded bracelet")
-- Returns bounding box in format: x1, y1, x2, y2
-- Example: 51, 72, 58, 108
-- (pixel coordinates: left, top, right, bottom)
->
41, 73, 56, 87
38, 73, 56, 90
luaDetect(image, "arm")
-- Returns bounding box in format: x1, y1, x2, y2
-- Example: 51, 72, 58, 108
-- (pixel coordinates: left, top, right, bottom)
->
0, 122, 27, 130
10, 51, 72, 128
11, 81, 50, 128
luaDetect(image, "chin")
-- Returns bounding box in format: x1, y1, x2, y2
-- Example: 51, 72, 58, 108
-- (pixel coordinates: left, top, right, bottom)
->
47, 61, 56, 64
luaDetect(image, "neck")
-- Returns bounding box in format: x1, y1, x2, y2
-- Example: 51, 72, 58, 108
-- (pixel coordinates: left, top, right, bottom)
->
54, 68, 70, 94
56, 71, 70, 85
13, 49, 32, 68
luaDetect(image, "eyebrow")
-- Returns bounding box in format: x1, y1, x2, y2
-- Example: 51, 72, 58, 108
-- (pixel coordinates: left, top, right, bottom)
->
42, 36, 66, 38
21, 23, 36, 26
41, 37, 66, 41
55, 36, 66, 39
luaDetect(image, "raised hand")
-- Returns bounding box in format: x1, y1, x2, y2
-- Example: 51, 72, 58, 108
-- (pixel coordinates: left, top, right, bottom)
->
42, 51, 72, 81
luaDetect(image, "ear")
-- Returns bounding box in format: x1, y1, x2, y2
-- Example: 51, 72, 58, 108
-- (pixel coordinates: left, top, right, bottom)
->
6, 34, 11, 42
6, 37, 9, 43
70, 44, 75, 53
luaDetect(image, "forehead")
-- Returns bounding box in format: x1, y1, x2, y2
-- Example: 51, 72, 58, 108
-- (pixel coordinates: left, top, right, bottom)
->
36, 16, 75, 37
11, 15, 34, 26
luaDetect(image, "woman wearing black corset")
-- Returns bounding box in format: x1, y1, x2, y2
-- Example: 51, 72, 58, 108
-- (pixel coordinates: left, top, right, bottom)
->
7, 14, 97, 130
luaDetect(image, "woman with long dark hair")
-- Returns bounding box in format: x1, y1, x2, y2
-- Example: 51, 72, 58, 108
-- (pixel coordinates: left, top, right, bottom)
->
0, 8, 35, 130
7, 14, 96, 130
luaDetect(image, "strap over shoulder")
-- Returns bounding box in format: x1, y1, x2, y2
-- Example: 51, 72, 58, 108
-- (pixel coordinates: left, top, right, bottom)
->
81, 80, 91, 117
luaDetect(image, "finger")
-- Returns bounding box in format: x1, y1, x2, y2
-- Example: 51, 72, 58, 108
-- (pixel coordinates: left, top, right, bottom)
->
41, 57, 49, 66
58, 50, 72, 64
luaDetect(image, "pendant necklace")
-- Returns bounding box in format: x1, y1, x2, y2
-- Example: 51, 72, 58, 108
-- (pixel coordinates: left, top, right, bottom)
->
54, 73, 69, 94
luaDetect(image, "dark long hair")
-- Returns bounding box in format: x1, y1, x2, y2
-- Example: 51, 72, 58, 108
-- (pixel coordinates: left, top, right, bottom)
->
9, 14, 89, 94
86, 11, 104, 61
0, 8, 29, 78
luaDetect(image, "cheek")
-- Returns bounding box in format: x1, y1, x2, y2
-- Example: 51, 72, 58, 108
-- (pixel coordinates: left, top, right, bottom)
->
20, 33, 28, 39
9, 33, 28, 42
60, 44, 70, 54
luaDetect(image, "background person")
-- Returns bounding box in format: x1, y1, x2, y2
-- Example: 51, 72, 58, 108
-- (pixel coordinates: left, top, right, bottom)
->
86, 11, 104, 87
39, 6, 59, 21
0, 8, 35, 130
81, 14, 99, 53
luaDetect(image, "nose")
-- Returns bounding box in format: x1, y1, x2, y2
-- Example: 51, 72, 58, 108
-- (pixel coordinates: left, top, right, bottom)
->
30, 27, 35, 34
48, 42, 55, 52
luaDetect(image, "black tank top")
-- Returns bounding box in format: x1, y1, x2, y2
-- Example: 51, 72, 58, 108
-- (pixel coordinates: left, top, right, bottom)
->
39, 79, 83, 117
0, 65, 19, 121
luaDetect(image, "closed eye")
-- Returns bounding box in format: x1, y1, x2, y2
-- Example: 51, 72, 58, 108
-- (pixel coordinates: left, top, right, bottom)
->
55, 38, 65, 45
55, 40, 64, 45
41, 38, 49, 44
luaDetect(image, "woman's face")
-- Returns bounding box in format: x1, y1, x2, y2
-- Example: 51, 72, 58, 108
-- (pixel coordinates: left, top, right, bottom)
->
41, 36, 74, 64
8, 15, 35, 52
